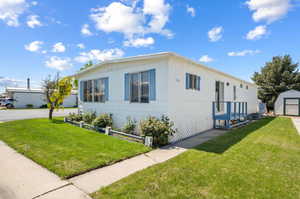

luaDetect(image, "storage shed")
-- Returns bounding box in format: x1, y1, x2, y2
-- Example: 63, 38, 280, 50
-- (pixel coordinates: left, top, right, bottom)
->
274, 90, 300, 116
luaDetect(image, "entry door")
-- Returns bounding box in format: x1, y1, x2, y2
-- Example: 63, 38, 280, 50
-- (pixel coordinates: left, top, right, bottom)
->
215, 81, 224, 112
284, 98, 300, 116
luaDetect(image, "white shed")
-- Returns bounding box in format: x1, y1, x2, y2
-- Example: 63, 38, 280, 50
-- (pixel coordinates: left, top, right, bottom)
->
274, 90, 300, 116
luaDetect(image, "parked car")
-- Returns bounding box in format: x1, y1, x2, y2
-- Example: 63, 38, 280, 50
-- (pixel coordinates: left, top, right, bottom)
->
0, 99, 15, 108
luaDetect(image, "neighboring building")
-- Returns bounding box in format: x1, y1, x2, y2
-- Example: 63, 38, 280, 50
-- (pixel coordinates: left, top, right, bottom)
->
274, 90, 300, 116
75, 52, 258, 142
5, 80, 78, 109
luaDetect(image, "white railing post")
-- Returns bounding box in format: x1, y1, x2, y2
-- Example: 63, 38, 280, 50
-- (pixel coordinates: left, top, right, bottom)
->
79, 121, 84, 128
105, 127, 111, 135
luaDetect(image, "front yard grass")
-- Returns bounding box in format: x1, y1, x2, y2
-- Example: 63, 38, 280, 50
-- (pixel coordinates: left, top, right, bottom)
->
93, 117, 300, 199
0, 118, 150, 179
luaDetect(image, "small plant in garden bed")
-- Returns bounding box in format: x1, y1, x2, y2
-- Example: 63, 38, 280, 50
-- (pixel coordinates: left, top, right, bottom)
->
66, 112, 83, 122
83, 112, 97, 124
123, 117, 137, 135
140, 115, 177, 147
92, 113, 113, 128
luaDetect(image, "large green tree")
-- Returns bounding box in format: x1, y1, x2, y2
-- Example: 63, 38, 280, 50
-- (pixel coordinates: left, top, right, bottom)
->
42, 74, 73, 120
252, 55, 300, 111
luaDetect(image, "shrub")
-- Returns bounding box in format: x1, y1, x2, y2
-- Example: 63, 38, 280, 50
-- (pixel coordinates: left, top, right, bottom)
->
26, 104, 33, 108
140, 115, 177, 147
123, 117, 137, 134
40, 104, 48, 108
82, 112, 97, 124
92, 113, 113, 128
66, 113, 83, 122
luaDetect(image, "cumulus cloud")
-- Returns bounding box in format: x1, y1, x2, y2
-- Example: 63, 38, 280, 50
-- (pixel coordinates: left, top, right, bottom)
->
208, 26, 223, 42
186, 5, 196, 17
199, 55, 214, 63
124, 37, 154, 47
81, 24, 93, 36
26, 15, 42, 28
77, 43, 85, 49
89, 0, 172, 47
52, 42, 66, 53
228, 49, 261, 56
24, 41, 43, 52
246, 0, 291, 23
246, 25, 267, 40
45, 56, 72, 71
0, 0, 28, 26
74, 48, 124, 63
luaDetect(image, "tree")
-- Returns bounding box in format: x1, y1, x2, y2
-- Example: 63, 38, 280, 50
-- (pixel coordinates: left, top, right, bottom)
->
42, 74, 73, 120
79, 60, 93, 71
252, 55, 300, 111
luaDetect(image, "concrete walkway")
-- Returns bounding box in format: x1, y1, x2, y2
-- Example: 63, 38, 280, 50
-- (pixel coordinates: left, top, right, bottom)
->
291, 117, 300, 135
0, 128, 227, 199
69, 129, 227, 194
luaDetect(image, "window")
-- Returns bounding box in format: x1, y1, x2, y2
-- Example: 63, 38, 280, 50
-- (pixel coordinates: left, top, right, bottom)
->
129, 71, 150, 103
215, 81, 224, 112
233, 85, 237, 101
83, 80, 93, 102
94, 79, 106, 102
186, 73, 201, 90
240, 84, 243, 88
81, 78, 108, 103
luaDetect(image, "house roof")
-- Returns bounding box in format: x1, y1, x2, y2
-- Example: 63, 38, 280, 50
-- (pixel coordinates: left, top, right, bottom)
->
6, 87, 78, 94
75, 52, 256, 86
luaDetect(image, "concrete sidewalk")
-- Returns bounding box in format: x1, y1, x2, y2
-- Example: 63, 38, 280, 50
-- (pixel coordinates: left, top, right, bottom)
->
69, 129, 227, 194
0, 141, 91, 199
291, 117, 300, 135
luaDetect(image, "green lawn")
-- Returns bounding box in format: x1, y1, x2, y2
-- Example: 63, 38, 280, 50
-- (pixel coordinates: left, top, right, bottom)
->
93, 117, 300, 199
0, 118, 150, 179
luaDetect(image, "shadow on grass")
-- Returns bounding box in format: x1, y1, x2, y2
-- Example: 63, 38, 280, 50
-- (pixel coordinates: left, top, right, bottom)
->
194, 117, 275, 154
51, 118, 65, 124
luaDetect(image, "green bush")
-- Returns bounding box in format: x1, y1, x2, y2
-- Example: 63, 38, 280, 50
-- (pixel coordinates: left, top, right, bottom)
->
82, 112, 97, 124
66, 113, 83, 122
123, 117, 137, 134
92, 113, 113, 128
26, 104, 34, 108
140, 115, 177, 147
40, 104, 48, 108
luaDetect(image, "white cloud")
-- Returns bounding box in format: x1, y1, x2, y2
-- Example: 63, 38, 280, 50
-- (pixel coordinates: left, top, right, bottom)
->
45, 56, 72, 71
77, 43, 85, 49
90, 2, 144, 37
124, 37, 154, 47
228, 49, 261, 56
246, 25, 267, 40
143, 0, 172, 36
246, 0, 291, 23
186, 5, 196, 17
199, 55, 214, 63
0, 0, 28, 26
89, 0, 172, 46
0, 77, 24, 88
74, 48, 124, 63
24, 40, 43, 52
81, 24, 93, 36
26, 15, 42, 28
52, 42, 66, 53
208, 26, 223, 42
31, 1, 37, 6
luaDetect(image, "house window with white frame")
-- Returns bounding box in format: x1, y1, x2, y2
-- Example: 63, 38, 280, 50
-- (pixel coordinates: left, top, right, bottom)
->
83, 80, 93, 102
94, 79, 106, 102
130, 71, 150, 103
186, 73, 201, 91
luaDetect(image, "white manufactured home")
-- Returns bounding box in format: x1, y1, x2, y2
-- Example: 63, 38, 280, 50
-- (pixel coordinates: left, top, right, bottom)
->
6, 87, 78, 109
75, 52, 258, 142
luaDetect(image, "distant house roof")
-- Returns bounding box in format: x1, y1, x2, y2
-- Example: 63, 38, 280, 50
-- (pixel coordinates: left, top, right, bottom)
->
6, 87, 78, 94
75, 52, 256, 86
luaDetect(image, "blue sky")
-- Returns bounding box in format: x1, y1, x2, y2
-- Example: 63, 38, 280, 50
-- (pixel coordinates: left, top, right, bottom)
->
0, 0, 299, 92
